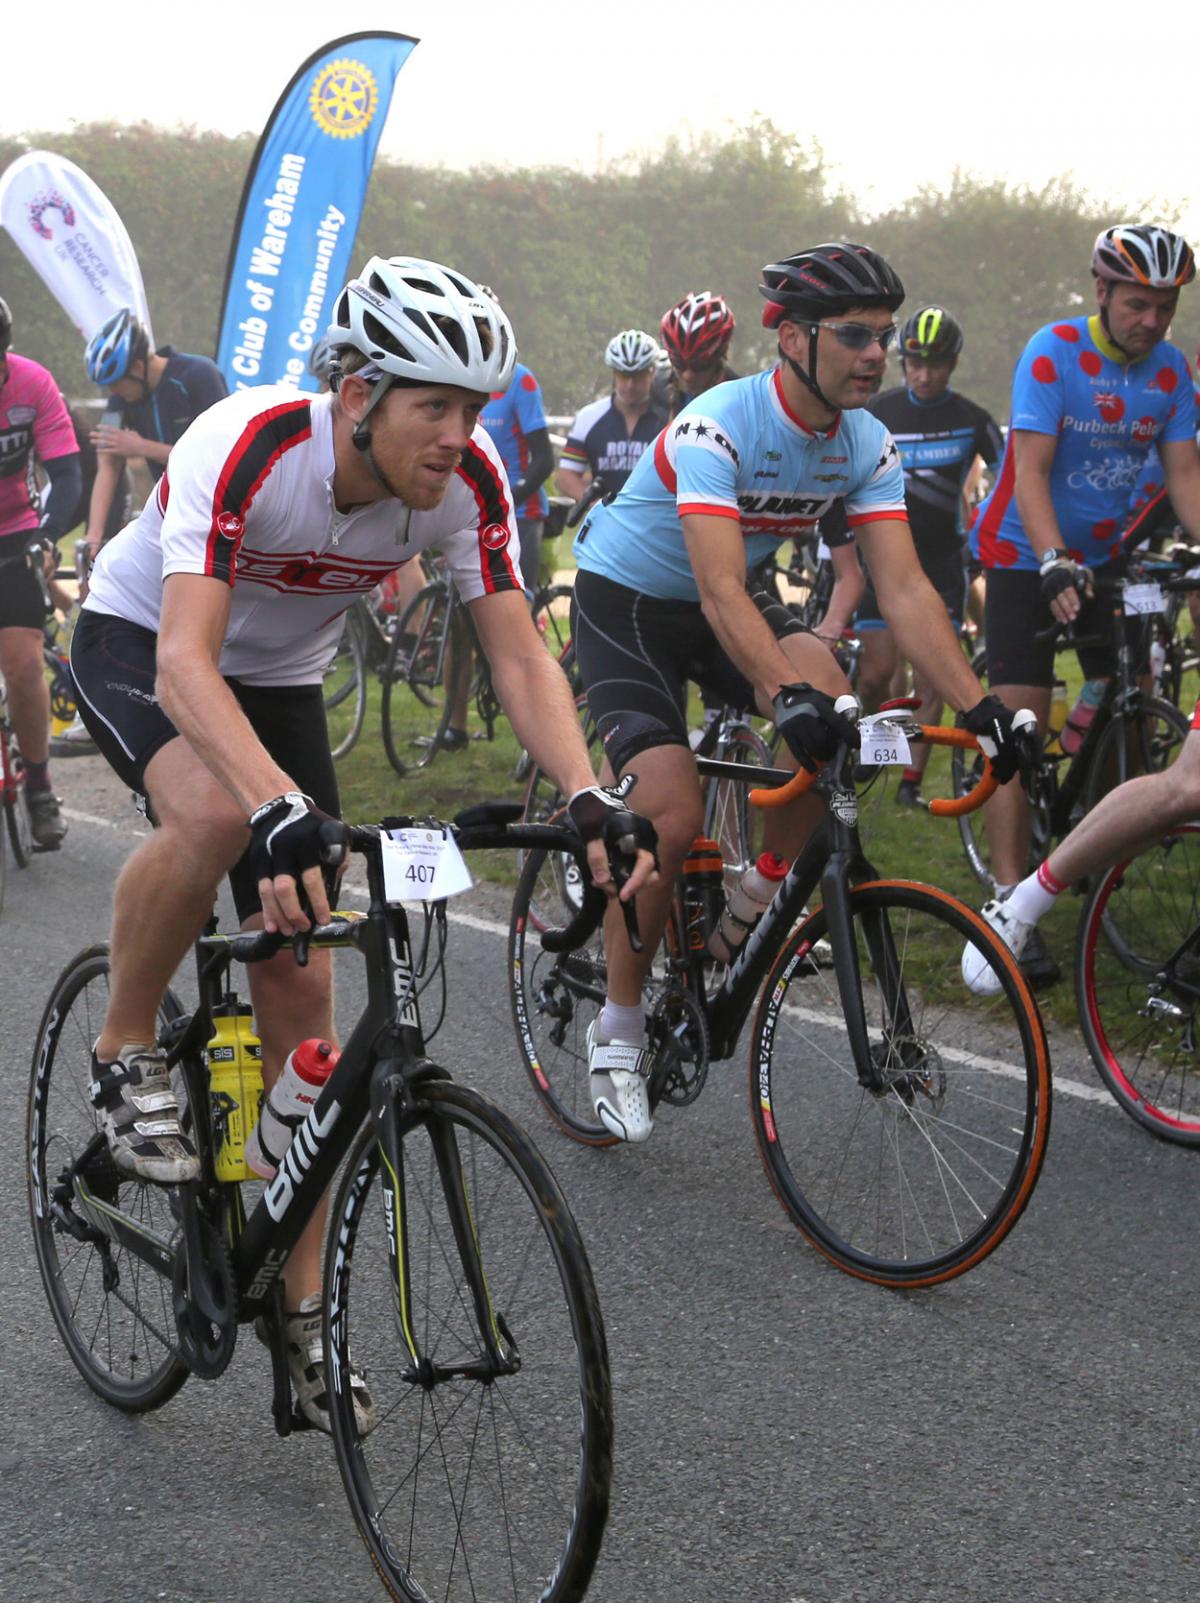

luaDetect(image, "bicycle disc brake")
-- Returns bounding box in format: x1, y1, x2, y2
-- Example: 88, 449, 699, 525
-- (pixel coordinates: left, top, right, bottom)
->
651, 988, 710, 1106
172, 1205, 238, 1379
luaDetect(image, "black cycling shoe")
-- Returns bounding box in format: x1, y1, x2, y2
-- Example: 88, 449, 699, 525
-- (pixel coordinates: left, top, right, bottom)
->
411, 727, 471, 753
26, 788, 68, 850
1017, 925, 1061, 989
895, 779, 926, 809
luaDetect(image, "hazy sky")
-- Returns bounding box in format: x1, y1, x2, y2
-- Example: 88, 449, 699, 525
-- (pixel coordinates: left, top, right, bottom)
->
6, 0, 1196, 237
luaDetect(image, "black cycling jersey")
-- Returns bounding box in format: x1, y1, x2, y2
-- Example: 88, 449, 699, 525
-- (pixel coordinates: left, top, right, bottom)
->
115, 347, 228, 482
868, 386, 1002, 554
559, 395, 669, 493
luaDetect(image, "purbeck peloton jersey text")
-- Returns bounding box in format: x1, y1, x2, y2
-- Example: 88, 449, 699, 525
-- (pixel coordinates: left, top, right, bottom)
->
869, 385, 1002, 552
84, 385, 521, 687
971, 315, 1196, 572
574, 368, 907, 602
559, 394, 669, 492
0, 352, 78, 547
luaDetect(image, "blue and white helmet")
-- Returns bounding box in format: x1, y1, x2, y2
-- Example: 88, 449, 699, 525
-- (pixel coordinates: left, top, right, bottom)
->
85, 308, 150, 387
605, 328, 659, 373
328, 257, 516, 391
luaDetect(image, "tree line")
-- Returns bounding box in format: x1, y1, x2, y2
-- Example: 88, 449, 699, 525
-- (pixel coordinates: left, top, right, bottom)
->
1, 117, 1195, 423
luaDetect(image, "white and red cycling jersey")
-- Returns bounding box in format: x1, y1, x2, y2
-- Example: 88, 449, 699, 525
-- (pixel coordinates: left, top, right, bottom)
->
85, 385, 521, 686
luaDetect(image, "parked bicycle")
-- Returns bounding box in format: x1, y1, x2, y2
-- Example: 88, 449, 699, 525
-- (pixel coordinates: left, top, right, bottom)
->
29, 808, 616, 1603
510, 712, 1051, 1289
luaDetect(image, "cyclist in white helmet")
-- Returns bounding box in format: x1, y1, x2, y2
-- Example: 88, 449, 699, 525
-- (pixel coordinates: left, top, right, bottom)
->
69, 255, 658, 1430
556, 327, 668, 508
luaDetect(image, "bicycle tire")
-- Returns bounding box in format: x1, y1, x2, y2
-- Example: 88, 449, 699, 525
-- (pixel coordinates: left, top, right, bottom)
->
1075, 824, 1200, 1144
326, 1082, 612, 1603
509, 846, 619, 1146
380, 581, 460, 776
749, 881, 1051, 1288
1081, 693, 1189, 814
27, 945, 190, 1409
701, 720, 773, 897
4, 724, 34, 868
325, 604, 369, 761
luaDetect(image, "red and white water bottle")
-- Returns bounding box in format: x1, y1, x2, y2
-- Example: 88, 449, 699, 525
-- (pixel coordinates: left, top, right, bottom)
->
707, 852, 789, 964
245, 1038, 339, 1180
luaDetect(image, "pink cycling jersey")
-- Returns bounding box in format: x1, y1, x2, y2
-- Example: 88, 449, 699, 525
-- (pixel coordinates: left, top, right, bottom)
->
0, 352, 77, 540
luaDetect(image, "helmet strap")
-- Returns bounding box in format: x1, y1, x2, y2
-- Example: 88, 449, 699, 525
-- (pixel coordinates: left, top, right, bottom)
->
780, 324, 838, 418
350, 373, 399, 495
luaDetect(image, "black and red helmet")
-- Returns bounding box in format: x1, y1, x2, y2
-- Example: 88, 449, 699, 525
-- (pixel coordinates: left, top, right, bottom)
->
760, 243, 905, 328
660, 291, 736, 365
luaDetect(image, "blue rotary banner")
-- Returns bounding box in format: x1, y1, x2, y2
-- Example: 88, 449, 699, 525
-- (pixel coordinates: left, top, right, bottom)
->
216, 31, 418, 393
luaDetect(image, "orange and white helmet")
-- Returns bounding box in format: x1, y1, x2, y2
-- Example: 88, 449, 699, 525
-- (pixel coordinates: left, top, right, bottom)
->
1092, 225, 1195, 289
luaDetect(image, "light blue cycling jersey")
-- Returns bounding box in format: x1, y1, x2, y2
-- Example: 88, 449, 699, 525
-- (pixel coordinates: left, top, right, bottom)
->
574, 367, 907, 602
971, 314, 1196, 571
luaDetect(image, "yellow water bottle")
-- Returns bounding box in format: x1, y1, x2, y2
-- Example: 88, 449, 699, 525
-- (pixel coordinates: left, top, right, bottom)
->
206, 998, 264, 1183
1045, 679, 1068, 756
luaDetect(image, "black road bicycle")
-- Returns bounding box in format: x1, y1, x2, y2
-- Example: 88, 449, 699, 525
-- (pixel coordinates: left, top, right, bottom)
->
954, 565, 1191, 893
510, 720, 1052, 1289
28, 810, 614, 1603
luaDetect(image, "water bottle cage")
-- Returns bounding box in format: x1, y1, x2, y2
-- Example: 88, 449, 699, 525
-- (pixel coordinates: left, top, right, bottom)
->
723, 907, 758, 935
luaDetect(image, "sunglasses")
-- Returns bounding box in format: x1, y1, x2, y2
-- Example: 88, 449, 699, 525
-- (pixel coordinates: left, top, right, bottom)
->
815, 320, 898, 352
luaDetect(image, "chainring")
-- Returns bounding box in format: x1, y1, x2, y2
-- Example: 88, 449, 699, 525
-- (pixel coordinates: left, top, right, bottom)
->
172, 1209, 239, 1379
650, 988, 710, 1106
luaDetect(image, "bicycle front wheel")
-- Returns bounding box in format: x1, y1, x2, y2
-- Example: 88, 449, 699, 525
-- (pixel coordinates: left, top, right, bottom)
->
1076, 825, 1200, 1144
749, 881, 1051, 1288
701, 719, 773, 896
27, 946, 189, 1409
1081, 694, 1189, 813
326, 1082, 612, 1603
4, 722, 34, 867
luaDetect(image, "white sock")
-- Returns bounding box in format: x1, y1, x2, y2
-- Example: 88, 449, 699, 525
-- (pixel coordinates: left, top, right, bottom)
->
1006, 862, 1066, 926
597, 1001, 645, 1046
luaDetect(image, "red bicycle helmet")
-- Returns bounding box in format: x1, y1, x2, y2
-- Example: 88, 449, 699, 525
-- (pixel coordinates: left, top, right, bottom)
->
660, 291, 736, 365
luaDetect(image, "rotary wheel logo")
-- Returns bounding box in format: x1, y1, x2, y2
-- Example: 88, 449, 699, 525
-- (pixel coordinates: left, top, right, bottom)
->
309, 58, 379, 139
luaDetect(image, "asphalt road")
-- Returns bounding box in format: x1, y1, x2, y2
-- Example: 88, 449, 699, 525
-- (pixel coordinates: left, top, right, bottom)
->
4, 767, 1199, 1603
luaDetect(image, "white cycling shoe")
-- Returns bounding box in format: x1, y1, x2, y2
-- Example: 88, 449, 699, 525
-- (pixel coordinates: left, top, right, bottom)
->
587, 1022, 654, 1143
961, 898, 1034, 996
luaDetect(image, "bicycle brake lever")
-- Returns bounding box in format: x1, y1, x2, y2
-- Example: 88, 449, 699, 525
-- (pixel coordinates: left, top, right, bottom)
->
609, 844, 644, 954
291, 927, 314, 968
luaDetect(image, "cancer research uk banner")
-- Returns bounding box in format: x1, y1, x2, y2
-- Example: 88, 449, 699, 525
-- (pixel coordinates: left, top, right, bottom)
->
0, 150, 153, 341
216, 31, 419, 394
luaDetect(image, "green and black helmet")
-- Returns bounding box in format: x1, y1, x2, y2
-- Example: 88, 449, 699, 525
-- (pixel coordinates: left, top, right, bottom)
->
898, 305, 963, 362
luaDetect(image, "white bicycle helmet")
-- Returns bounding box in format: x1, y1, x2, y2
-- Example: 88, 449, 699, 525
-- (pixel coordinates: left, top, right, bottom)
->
328, 256, 517, 391
1092, 225, 1195, 289
604, 329, 660, 373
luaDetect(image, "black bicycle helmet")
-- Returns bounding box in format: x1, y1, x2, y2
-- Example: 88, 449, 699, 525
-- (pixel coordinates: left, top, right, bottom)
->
759, 242, 905, 329
899, 305, 963, 362
760, 243, 905, 413
0, 295, 11, 355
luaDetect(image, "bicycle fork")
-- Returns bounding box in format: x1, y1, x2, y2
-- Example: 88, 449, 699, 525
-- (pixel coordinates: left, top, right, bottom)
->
369, 1059, 518, 1387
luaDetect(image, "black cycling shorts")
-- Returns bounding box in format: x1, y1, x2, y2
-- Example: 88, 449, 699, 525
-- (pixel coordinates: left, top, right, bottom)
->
571, 568, 803, 776
0, 542, 50, 630
983, 565, 1134, 690
70, 610, 339, 923
857, 539, 967, 631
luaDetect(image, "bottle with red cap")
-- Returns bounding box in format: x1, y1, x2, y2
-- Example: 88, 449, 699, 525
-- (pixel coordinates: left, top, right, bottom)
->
707, 852, 789, 964
245, 1037, 339, 1180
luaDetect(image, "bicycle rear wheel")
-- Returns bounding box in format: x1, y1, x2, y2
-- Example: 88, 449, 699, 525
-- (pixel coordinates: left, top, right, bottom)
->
380, 581, 461, 776
326, 1083, 612, 1603
749, 881, 1051, 1288
324, 603, 368, 760
1076, 825, 1200, 1144
27, 946, 189, 1408
531, 581, 575, 664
